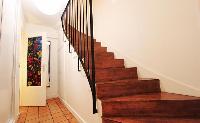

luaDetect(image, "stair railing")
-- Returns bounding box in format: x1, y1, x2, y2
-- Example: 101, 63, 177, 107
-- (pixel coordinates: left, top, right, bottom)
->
61, 0, 97, 114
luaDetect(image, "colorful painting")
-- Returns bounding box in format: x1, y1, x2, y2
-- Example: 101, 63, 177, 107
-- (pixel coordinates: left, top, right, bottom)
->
27, 36, 42, 86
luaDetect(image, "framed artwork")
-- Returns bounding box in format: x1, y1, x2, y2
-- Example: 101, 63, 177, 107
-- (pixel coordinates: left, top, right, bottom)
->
27, 36, 42, 86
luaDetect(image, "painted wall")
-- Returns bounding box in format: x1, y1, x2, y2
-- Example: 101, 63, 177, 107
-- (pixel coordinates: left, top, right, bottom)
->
22, 23, 59, 99
93, 0, 200, 97
0, 0, 22, 122
14, 0, 24, 121
58, 30, 102, 123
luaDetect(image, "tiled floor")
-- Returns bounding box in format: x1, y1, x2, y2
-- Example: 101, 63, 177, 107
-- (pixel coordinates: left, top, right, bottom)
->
17, 98, 78, 123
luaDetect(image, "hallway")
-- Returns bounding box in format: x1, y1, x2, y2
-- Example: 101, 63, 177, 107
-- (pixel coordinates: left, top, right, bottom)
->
17, 98, 78, 123
1, 0, 200, 122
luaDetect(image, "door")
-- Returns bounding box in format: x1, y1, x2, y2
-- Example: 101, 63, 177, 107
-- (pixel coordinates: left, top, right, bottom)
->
20, 32, 48, 106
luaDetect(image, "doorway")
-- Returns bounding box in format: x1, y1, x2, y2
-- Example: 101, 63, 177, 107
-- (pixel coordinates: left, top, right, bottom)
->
19, 32, 49, 106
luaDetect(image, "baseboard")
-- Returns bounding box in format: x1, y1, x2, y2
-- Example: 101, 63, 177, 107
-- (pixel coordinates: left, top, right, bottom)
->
46, 93, 59, 99
8, 118, 15, 123
8, 113, 20, 123
59, 96, 86, 123
8, 119, 14, 123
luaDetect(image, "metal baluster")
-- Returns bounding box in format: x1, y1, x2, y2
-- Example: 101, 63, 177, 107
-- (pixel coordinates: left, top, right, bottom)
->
69, 1, 72, 53
80, 0, 84, 65
83, 0, 86, 66
73, 0, 76, 48
72, 0, 74, 47
89, 0, 97, 114
65, 7, 68, 38
76, 0, 79, 54
67, 7, 70, 37
86, 0, 90, 74
78, 0, 82, 71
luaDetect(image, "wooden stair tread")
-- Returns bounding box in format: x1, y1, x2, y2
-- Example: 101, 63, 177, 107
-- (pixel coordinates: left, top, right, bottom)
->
102, 92, 200, 102
96, 78, 160, 99
103, 117, 200, 123
96, 67, 138, 82
97, 78, 159, 84
102, 92, 200, 117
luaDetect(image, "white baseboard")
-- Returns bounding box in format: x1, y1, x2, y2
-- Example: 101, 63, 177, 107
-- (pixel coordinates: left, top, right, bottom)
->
59, 96, 86, 123
8, 118, 15, 123
8, 113, 20, 123
46, 93, 59, 99
8, 120, 14, 123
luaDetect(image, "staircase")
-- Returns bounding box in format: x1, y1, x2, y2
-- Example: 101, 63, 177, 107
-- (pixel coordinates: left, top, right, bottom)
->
89, 40, 200, 123
66, 35, 200, 122
61, 0, 200, 122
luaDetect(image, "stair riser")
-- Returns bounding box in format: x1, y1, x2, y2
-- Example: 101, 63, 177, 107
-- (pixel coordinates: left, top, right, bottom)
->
96, 60, 124, 69
74, 42, 99, 47
97, 80, 161, 99
103, 118, 200, 123
85, 56, 114, 64
81, 53, 115, 66
96, 68, 138, 82
73, 35, 96, 43
95, 55, 114, 61
74, 43, 101, 51
75, 49, 107, 58
103, 119, 120, 123
85, 59, 124, 69
70, 32, 97, 42
102, 100, 200, 117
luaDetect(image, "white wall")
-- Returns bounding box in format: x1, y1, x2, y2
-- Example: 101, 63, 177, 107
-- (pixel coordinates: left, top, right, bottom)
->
14, 0, 24, 121
58, 30, 102, 123
93, 0, 200, 97
23, 23, 59, 99
0, 0, 22, 122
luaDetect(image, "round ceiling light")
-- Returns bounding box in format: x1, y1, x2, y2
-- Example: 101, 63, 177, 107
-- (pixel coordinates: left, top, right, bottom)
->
33, 0, 67, 15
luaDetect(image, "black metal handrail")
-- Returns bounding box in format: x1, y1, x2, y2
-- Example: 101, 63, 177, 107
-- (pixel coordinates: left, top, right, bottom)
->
61, 0, 97, 114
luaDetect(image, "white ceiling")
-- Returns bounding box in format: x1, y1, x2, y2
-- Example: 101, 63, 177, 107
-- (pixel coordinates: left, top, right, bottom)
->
22, 0, 68, 28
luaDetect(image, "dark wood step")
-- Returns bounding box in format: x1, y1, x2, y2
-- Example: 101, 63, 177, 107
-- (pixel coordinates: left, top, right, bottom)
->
94, 52, 115, 61
81, 52, 114, 64
76, 51, 116, 71
82, 59, 124, 71
102, 92, 200, 118
85, 58, 124, 69
75, 46, 107, 55
96, 68, 138, 82
103, 118, 119, 123
96, 79, 161, 99
93, 59, 125, 69
74, 41, 101, 51
103, 117, 200, 123
73, 32, 97, 43
94, 47, 107, 54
